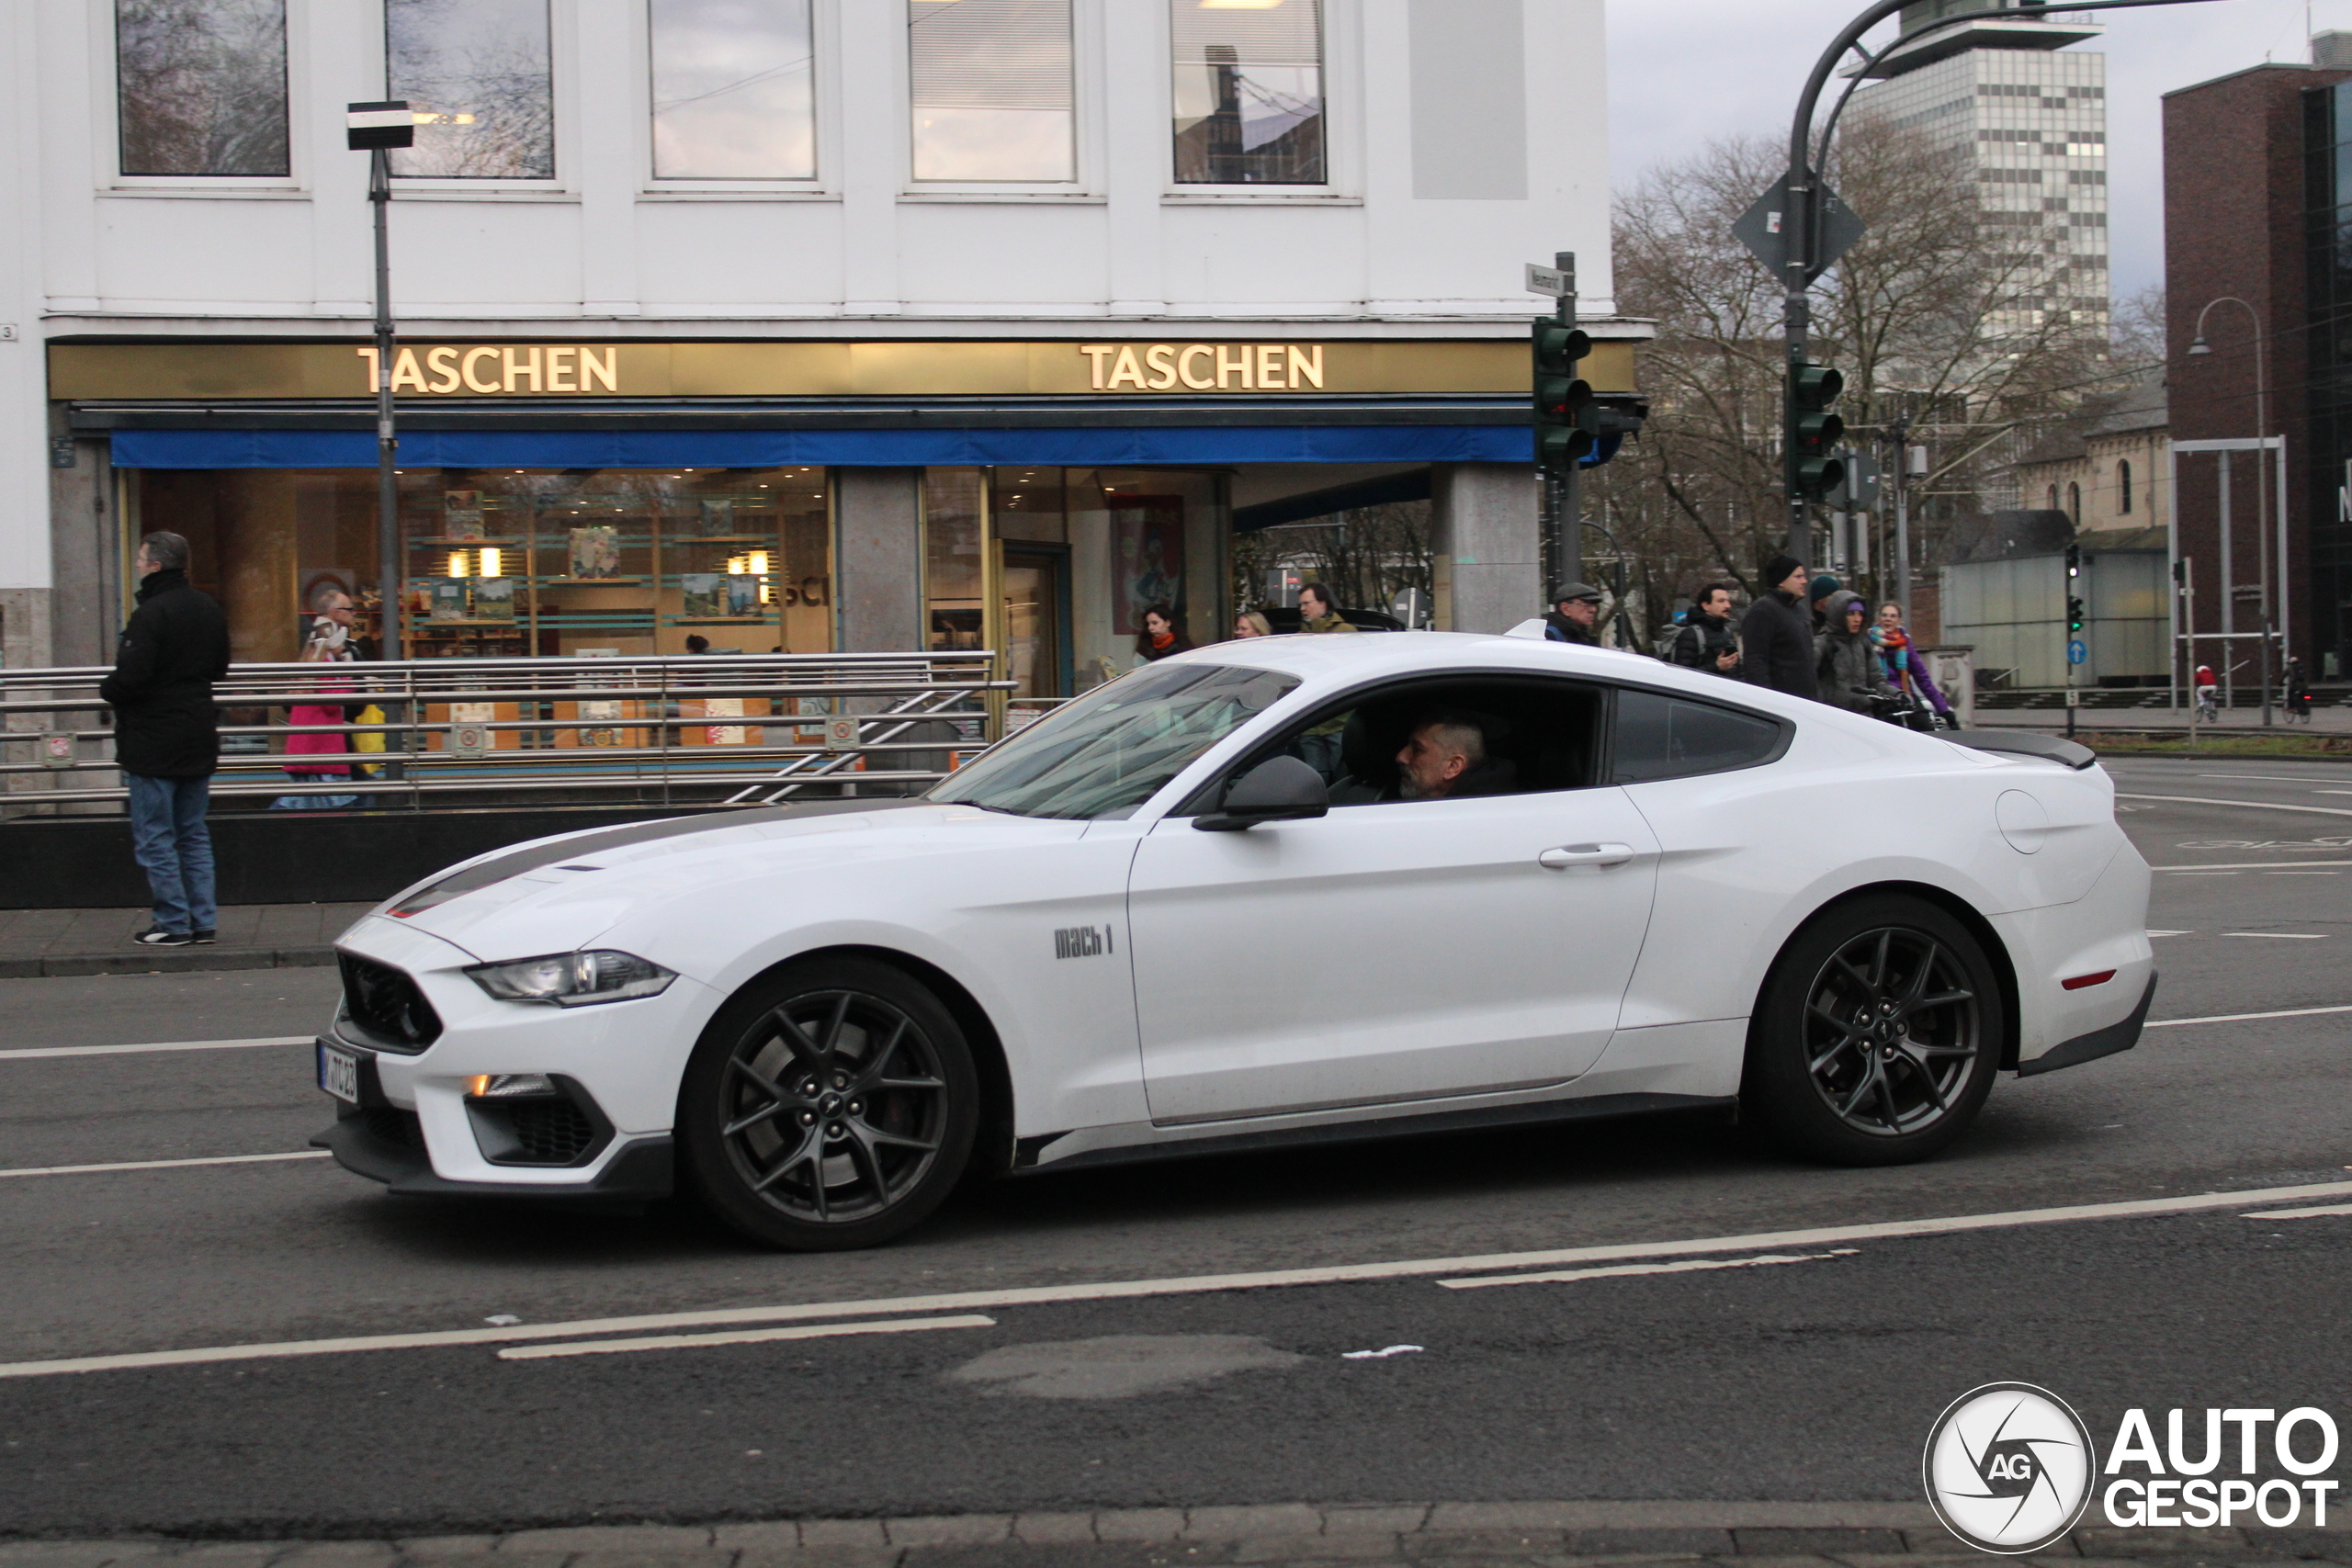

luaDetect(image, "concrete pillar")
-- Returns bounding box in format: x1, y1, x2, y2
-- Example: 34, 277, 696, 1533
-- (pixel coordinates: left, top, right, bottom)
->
1430, 462, 1538, 633
833, 468, 924, 652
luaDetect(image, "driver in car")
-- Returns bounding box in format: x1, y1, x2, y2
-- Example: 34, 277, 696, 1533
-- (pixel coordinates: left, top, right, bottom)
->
1391, 711, 1517, 801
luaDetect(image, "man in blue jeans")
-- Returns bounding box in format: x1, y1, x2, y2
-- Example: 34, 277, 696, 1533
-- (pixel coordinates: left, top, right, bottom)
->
100, 532, 232, 947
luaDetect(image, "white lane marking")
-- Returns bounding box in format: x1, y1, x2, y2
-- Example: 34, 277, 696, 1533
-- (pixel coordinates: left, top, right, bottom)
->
2199, 774, 2352, 784
2148, 930, 2191, 938
2151, 862, 2352, 870
0, 1036, 311, 1062
1441, 1249, 1859, 1291
9, 1179, 2352, 1380
1340, 1344, 1423, 1359
2120, 794, 2352, 818
2222, 931, 2328, 940
2145, 1004, 2352, 1028
2169, 872, 2241, 876
2243, 1203, 2352, 1220
0, 1151, 331, 1180
2269, 872, 2342, 876
496, 1314, 995, 1361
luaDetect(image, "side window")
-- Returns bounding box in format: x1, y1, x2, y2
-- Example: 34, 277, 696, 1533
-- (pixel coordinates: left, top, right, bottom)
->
1201, 676, 1605, 809
1611, 690, 1785, 784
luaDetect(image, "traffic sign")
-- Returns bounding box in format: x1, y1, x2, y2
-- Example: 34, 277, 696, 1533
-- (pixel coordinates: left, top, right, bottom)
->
2067, 639, 2087, 666
1525, 263, 1572, 298
1735, 177, 1867, 283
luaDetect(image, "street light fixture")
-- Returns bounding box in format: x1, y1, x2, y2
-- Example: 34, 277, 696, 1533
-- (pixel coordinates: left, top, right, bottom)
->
346, 101, 413, 661
1772, 0, 2229, 566
2186, 295, 2276, 725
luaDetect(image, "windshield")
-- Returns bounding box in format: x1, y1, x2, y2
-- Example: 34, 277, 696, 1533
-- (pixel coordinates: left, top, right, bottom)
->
930, 662, 1299, 819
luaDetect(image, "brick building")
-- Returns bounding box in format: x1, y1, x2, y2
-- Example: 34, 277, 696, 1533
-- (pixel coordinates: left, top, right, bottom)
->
2163, 51, 2352, 682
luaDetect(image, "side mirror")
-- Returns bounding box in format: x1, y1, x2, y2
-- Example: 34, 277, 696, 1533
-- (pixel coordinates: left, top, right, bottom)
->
1193, 754, 1329, 831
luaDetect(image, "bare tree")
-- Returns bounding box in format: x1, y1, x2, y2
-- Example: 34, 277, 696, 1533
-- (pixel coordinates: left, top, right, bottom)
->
1591, 118, 2107, 630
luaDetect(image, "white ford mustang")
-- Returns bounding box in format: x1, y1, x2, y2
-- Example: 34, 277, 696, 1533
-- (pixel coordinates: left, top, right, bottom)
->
316, 630, 2154, 1250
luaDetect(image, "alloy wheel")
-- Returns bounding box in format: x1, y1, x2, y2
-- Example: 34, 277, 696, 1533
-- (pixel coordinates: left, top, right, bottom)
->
1801, 926, 1981, 1137
718, 988, 949, 1224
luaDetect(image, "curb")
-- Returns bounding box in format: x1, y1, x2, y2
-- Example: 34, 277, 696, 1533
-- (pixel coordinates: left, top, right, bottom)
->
3, 1504, 2346, 1567
0, 946, 337, 980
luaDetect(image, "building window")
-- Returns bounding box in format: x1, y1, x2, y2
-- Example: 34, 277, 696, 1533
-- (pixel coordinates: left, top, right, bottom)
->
2067, 480, 2081, 525
386, 0, 555, 178
2117, 457, 2132, 514
2047, 484, 2060, 513
1171, 0, 1325, 185
907, 0, 1075, 183
650, 0, 816, 179
116, 0, 289, 177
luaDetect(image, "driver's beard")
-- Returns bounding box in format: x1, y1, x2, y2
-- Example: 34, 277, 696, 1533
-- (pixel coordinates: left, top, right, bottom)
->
1395, 769, 1428, 800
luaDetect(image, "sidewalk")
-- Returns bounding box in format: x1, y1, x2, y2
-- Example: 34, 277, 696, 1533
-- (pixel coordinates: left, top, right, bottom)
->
1, 1502, 2342, 1568
0, 903, 372, 979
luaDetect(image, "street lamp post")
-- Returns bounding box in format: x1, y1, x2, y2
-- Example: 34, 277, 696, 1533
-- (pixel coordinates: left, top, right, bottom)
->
1776, 0, 2226, 569
346, 103, 414, 661
2186, 298, 2273, 726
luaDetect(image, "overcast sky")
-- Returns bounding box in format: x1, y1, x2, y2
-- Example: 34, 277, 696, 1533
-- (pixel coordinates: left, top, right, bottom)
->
1606, 0, 2352, 304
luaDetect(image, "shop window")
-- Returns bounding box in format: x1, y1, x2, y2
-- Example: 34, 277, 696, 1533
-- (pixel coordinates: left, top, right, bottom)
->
386, 0, 555, 179
1171, 0, 1324, 186
907, 0, 1075, 182
924, 468, 989, 655
124, 467, 833, 664
650, 0, 816, 179
116, 0, 289, 177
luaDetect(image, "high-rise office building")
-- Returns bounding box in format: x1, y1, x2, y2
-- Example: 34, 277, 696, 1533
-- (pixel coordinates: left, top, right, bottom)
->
1849, 2, 2110, 335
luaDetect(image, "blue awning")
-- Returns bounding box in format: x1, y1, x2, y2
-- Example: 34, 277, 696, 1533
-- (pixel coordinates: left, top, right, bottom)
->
108, 425, 1533, 469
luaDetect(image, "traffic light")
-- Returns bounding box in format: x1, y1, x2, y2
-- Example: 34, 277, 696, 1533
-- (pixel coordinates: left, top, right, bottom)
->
1532, 319, 1598, 473
1788, 361, 1845, 501
2068, 596, 2086, 635
2066, 545, 2086, 632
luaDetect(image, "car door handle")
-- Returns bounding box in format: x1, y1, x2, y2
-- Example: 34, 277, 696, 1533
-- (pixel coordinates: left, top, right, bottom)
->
1538, 842, 1636, 870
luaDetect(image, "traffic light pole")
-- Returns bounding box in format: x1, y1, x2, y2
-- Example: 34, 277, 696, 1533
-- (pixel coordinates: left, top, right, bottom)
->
1779, 0, 2227, 568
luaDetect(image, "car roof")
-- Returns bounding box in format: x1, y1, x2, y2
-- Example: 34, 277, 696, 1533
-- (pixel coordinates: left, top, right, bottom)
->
1149, 629, 1911, 738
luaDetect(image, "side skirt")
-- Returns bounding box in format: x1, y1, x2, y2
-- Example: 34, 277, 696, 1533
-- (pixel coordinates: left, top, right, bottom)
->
1012, 1091, 1736, 1175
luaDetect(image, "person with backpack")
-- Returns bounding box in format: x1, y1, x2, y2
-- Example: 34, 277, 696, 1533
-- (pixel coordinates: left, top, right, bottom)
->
1668, 582, 1741, 676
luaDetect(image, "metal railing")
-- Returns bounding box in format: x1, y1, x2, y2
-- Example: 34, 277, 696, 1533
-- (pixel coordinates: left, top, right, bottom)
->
0, 651, 1017, 817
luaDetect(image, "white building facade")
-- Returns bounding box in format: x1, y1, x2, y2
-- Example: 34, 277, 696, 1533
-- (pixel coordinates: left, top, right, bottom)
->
2, 0, 1635, 690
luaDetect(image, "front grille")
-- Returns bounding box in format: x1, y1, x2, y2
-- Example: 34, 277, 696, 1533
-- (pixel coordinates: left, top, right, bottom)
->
339, 953, 442, 1052
364, 1107, 425, 1150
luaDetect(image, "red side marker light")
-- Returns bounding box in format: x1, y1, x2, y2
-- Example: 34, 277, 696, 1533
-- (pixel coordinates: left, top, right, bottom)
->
2061, 970, 2116, 991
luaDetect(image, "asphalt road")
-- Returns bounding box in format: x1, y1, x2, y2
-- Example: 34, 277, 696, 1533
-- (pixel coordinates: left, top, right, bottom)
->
3, 754, 2349, 1537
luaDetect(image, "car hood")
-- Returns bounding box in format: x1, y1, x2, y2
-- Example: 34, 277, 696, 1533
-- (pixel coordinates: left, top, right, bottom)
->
373, 799, 1069, 959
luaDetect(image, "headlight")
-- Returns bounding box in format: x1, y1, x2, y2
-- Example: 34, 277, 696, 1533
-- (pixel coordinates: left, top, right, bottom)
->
464, 950, 675, 1007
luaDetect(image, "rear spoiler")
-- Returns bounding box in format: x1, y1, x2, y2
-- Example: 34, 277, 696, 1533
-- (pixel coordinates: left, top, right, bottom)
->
1945, 729, 2098, 771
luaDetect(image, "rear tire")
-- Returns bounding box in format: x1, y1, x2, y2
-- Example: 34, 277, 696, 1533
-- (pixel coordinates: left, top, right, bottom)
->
1741, 896, 2003, 1166
679, 956, 978, 1251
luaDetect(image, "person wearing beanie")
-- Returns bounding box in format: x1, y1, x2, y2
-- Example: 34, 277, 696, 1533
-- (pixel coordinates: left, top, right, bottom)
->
1740, 554, 1819, 701
1807, 573, 1843, 631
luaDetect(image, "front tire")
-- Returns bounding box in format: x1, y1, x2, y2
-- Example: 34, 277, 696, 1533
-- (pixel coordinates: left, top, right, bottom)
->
679, 956, 978, 1250
1741, 897, 2004, 1166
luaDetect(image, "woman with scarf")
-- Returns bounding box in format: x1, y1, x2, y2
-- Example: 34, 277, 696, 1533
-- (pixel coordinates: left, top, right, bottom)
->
1133, 604, 1194, 665
1869, 603, 1953, 727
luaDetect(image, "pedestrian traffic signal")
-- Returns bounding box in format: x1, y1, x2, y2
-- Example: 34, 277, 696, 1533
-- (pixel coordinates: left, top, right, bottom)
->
1532, 319, 1598, 474
1789, 361, 1845, 501
2067, 595, 2086, 634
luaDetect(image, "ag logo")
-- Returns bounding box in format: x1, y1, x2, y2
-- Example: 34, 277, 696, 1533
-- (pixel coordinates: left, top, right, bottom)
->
1924, 1382, 2094, 1553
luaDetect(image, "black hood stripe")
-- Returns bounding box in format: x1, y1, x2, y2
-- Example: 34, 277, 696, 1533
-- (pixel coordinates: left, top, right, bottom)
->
386, 799, 927, 917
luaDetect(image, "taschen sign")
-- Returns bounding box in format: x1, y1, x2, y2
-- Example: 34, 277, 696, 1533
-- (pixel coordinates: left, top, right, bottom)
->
49, 337, 1639, 400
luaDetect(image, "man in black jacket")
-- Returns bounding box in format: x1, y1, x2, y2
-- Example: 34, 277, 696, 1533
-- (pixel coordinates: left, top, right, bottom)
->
100, 532, 232, 947
1738, 554, 1818, 702
1669, 582, 1742, 675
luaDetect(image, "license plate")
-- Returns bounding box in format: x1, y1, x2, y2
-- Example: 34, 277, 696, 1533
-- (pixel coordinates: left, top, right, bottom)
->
318, 1042, 362, 1104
